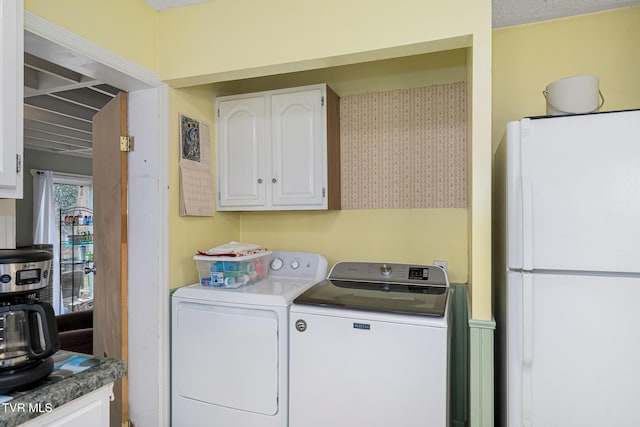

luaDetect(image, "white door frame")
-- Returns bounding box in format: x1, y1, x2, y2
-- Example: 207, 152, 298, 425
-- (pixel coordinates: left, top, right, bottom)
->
25, 12, 170, 427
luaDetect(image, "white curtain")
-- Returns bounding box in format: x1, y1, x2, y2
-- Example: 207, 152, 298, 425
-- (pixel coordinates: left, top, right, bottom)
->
33, 171, 56, 244
33, 171, 61, 313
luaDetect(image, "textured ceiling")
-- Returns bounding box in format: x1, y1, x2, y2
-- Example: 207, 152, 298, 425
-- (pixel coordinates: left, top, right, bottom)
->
143, 0, 210, 11
493, 0, 640, 27
144, 0, 640, 28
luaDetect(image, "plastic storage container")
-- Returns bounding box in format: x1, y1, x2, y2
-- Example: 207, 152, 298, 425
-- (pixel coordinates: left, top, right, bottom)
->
194, 251, 272, 288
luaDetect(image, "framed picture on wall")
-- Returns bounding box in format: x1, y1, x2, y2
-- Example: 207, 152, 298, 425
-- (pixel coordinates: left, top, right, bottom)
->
180, 114, 201, 163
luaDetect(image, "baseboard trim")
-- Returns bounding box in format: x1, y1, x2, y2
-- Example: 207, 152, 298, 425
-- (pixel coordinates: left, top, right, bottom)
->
469, 318, 495, 427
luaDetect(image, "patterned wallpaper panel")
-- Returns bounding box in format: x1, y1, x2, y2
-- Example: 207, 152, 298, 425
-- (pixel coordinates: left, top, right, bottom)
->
340, 82, 467, 209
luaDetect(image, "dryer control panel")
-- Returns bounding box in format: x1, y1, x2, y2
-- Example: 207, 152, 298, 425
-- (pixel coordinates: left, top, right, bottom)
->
268, 251, 328, 282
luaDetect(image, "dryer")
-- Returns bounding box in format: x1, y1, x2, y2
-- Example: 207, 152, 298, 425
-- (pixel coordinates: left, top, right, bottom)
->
289, 261, 451, 427
171, 251, 327, 427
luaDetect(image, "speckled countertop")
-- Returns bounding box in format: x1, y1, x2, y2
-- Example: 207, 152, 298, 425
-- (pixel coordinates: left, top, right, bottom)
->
0, 351, 126, 426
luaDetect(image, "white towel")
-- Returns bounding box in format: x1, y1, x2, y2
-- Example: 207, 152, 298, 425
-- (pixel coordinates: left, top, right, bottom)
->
204, 241, 262, 256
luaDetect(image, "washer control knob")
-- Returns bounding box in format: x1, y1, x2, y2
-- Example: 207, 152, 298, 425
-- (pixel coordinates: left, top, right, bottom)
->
270, 257, 284, 271
379, 263, 392, 276
291, 260, 300, 270
295, 319, 307, 332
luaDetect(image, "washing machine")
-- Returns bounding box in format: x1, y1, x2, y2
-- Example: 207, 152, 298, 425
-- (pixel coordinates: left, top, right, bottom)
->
289, 261, 451, 427
171, 251, 327, 427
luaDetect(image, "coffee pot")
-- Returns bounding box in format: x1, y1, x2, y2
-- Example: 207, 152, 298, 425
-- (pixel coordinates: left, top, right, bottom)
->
0, 302, 59, 370
0, 249, 60, 393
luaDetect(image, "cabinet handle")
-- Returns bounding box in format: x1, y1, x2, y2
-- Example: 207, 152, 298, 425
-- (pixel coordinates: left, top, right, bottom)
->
258, 178, 263, 184
272, 178, 277, 183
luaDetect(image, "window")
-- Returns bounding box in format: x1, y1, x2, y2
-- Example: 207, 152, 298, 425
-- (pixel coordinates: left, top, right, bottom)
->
54, 174, 93, 313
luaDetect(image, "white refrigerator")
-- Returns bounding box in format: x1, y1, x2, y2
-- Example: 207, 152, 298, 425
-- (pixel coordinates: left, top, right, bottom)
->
494, 110, 640, 427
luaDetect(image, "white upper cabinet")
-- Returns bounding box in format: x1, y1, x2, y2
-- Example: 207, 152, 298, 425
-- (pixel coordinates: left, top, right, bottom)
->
271, 89, 323, 207
217, 96, 267, 208
216, 84, 340, 211
0, 0, 23, 199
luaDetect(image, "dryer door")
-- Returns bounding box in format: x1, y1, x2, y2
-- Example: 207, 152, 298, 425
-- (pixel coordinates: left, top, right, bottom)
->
173, 301, 279, 415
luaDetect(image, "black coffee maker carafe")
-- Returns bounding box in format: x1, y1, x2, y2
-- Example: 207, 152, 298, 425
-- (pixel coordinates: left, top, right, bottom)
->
0, 249, 60, 393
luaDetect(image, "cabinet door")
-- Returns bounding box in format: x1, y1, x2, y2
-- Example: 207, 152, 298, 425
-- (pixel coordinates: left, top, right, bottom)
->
0, 0, 23, 198
217, 97, 267, 209
21, 384, 113, 426
271, 89, 325, 208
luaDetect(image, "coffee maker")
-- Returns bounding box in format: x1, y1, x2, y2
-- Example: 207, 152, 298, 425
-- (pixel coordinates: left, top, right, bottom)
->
0, 249, 60, 393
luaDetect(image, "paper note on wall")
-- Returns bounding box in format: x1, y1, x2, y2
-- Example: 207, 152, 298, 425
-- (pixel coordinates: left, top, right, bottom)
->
179, 166, 214, 216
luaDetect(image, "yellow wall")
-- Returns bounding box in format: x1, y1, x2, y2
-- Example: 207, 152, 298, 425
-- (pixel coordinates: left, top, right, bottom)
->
158, 0, 487, 86
468, 30, 493, 321
25, 0, 159, 72
169, 85, 241, 287
233, 49, 469, 96
493, 6, 640, 151
240, 209, 468, 283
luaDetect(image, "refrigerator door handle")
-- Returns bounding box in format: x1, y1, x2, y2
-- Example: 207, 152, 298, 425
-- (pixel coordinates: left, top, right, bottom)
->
520, 119, 534, 271
522, 273, 534, 426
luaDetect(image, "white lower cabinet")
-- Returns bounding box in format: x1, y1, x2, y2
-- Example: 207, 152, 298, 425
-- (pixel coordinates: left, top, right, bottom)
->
21, 384, 113, 427
216, 84, 340, 211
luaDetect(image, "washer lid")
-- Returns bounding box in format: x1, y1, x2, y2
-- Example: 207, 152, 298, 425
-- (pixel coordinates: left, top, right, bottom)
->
293, 261, 450, 317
